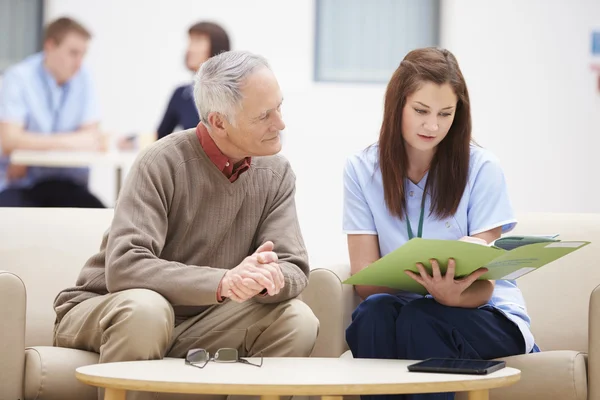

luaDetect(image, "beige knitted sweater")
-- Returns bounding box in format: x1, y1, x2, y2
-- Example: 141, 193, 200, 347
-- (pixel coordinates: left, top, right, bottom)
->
53, 129, 309, 322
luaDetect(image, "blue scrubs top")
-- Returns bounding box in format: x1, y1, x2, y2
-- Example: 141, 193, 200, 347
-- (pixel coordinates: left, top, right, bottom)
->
343, 143, 535, 353
0, 52, 99, 191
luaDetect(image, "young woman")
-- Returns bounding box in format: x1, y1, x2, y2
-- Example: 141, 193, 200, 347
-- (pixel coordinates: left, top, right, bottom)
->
342, 47, 538, 400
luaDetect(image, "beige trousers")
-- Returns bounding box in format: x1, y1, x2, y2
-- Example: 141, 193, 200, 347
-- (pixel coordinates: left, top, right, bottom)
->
54, 289, 319, 400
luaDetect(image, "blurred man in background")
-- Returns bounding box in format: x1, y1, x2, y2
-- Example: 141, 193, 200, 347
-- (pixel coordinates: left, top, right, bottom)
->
0, 16, 107, 208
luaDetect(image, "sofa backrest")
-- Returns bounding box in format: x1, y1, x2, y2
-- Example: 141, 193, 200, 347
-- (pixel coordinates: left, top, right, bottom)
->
0, 208, 598, 353
0, 207, 114, 347
511, 212, 600, 353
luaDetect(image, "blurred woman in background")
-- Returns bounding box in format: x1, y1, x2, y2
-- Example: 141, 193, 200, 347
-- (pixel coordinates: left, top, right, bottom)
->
156, 21, 230, 140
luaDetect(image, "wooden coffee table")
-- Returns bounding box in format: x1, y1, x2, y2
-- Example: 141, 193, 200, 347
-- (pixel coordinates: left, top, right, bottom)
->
75, 357, 520, 400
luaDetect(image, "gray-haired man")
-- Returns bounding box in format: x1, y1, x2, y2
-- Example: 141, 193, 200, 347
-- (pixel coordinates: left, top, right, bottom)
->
53, 50, 319, 396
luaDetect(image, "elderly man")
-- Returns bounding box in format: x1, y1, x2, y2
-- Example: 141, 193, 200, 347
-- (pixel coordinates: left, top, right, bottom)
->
53, 50, 319, 397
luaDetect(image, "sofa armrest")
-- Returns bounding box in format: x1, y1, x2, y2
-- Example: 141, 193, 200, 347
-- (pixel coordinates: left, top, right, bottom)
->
589, 283, 600, 400
0, 270, 26, 400
303, 265, 358, 358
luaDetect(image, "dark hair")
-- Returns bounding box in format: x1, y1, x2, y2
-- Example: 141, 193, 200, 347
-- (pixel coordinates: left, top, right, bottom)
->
188, 22, 230, 57
378, 47, 471, 220
44, 17, 91, 45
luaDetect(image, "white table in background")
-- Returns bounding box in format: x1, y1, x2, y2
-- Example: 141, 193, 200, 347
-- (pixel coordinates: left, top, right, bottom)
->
10, 150, 138, 197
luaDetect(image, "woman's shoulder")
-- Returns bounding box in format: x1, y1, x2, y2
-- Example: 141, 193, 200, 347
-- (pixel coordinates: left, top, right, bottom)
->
466, 144, 511, 195
468, 143, 505, 173
345, 143, 380, 175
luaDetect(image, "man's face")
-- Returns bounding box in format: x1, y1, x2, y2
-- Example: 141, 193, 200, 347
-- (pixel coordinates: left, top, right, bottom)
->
222, 67, 285, 158
185, 33, 211, 72
45, 32, 89, 83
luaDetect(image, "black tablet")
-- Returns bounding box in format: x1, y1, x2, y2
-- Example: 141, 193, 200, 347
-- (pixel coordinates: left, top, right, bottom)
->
407, 358, 506, 375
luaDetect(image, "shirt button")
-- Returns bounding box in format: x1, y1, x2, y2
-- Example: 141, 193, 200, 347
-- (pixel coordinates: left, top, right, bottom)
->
409, 191, 414, 197
225, 162, 230, 167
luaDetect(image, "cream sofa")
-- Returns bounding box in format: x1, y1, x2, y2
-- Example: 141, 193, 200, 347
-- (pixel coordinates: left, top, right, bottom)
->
0, 208, 599, 400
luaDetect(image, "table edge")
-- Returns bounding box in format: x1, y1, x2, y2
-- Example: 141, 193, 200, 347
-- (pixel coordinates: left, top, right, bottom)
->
75, 370, 521, 396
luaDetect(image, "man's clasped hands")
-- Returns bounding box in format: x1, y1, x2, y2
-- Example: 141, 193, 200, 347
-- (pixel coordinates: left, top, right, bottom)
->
219, 241, 284, 303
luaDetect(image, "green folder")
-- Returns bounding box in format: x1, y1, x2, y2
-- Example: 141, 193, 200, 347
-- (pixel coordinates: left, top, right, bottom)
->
343, 237, 590, 295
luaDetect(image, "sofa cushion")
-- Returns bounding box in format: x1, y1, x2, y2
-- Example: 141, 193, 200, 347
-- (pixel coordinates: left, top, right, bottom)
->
510, 213, 600, 353
0, 208, 114, 348
24, 346, 99, 400
342, 350, 587, 400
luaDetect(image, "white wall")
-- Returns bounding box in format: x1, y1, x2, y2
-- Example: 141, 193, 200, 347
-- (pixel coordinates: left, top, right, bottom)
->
44, 0, 600, 267
44, 0, 384, 267
441, 0, 600, 214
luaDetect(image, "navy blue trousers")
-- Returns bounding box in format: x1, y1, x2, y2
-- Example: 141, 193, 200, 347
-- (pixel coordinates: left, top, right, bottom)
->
346, 294, 526, 400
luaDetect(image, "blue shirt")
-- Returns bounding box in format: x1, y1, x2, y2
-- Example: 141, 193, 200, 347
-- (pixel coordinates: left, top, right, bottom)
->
156, 84, 199, 140
0, 52, 100, 191
343, 143, 536, 354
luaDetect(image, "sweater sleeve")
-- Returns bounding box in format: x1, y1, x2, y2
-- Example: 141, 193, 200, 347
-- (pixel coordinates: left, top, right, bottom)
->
105, 146, 226, 306
253, 162, 310, 303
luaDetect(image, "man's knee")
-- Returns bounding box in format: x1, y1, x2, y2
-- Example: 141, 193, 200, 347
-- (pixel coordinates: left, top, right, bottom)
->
106, 289, 175, 351
110, 288, 174, 330
276, 299, 319, 356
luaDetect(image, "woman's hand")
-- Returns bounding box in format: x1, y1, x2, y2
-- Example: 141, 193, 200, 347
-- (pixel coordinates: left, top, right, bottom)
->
404, 259, 489, 307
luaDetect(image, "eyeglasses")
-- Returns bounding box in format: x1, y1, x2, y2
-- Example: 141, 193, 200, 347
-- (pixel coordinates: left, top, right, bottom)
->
185, 348, 263, 369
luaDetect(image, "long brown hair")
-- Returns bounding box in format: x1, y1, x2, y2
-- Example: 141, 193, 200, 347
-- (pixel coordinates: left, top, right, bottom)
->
378, 47, 472, 220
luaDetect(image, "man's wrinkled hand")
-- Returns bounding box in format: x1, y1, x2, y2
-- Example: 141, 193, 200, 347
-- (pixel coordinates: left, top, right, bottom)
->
220, 241, 284, 303
254, 241, 284, 294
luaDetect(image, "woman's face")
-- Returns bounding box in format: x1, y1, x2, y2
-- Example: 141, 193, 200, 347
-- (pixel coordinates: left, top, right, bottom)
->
185, 33, 211, 72
401, 82, 458, 154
